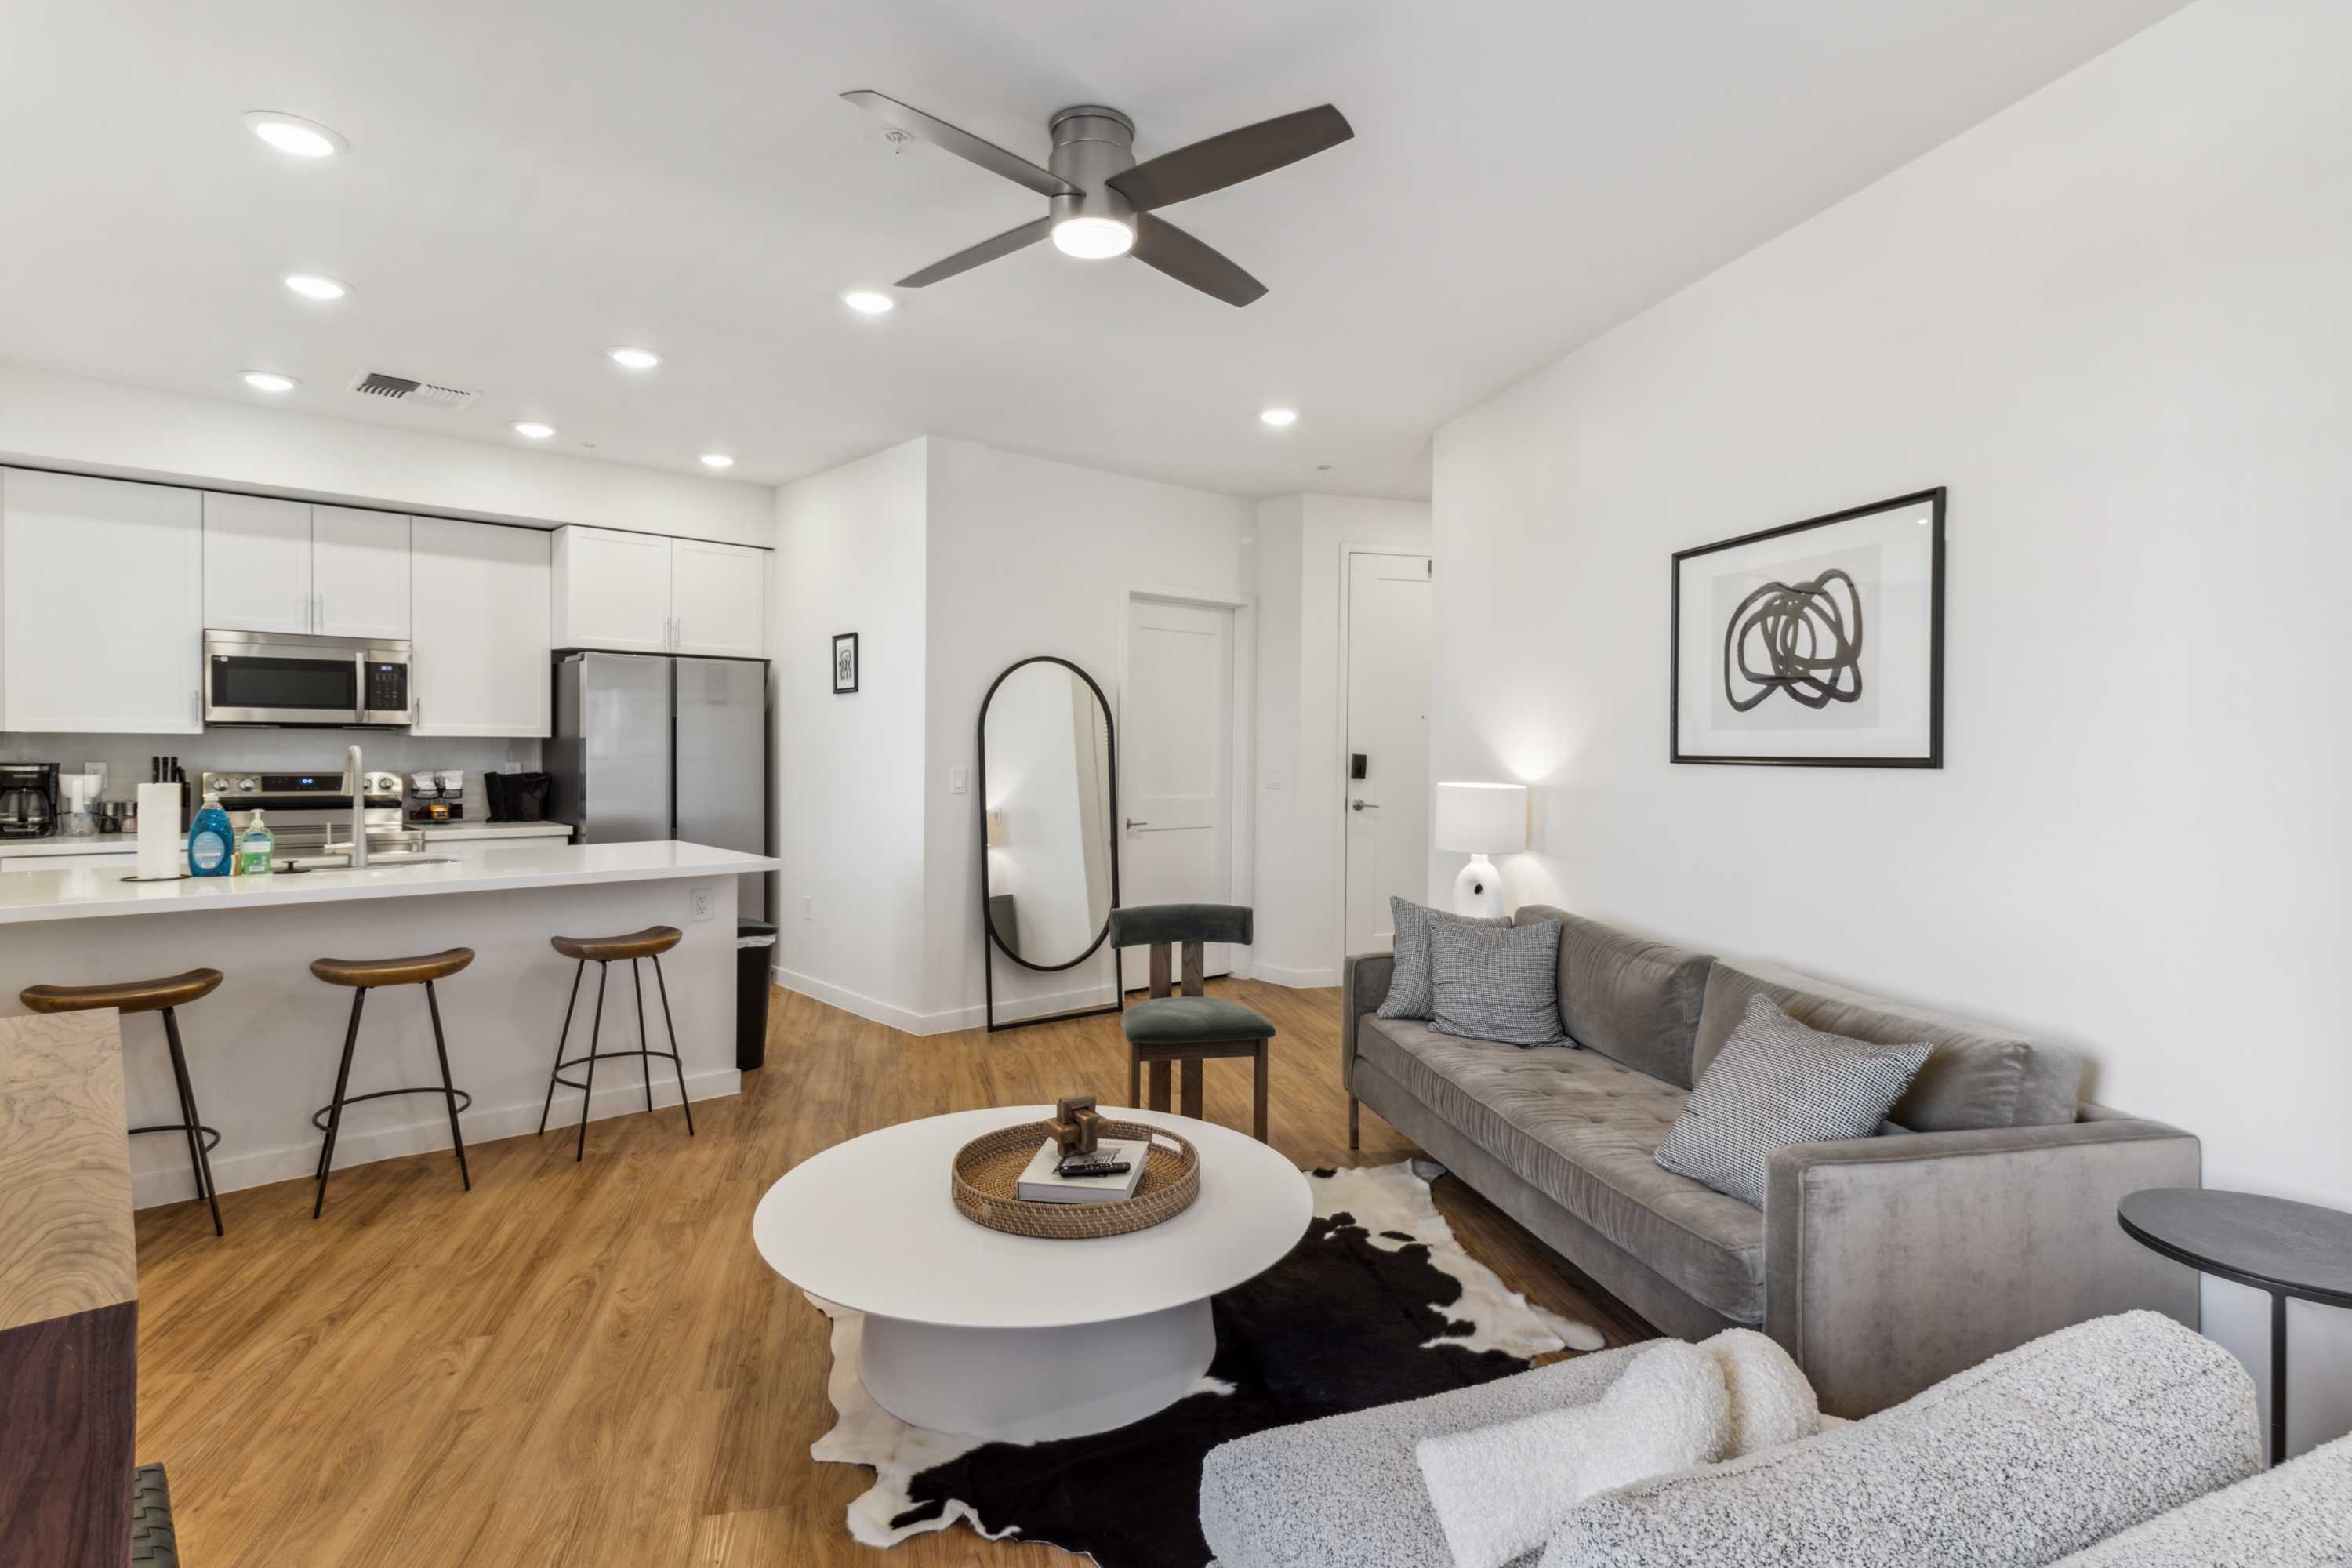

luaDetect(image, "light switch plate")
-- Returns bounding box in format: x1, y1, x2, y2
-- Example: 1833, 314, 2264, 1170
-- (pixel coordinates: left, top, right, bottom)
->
949, 766, 970, 795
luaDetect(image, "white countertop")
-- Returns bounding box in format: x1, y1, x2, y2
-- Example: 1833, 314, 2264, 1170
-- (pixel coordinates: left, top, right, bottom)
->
0, 840, 776, 926
0, 820, 573, 855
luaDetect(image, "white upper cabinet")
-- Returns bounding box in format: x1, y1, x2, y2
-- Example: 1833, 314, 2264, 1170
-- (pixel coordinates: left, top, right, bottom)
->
202, 492, 312, 635
311, 506, 412, 640
4, 469, 205, 733
552, 526, 765, 657
552, 526, 673, 652
669, 538, 767, 657
411, 517, 552, 737
205, 497, 413, 638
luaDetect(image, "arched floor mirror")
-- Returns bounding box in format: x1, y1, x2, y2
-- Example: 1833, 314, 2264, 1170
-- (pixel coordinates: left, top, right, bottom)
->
977, 655, 1121, 1032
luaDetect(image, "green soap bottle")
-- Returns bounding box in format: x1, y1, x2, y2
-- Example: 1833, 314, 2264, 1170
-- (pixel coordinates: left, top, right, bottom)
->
236, 808, 275, 877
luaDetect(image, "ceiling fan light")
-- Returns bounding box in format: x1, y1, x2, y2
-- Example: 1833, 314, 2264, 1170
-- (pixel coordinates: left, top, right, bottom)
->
1051, 216, 1134, 260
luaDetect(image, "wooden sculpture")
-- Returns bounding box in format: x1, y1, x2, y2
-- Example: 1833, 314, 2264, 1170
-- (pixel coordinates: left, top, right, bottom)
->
1049, 1094, 1102, 1158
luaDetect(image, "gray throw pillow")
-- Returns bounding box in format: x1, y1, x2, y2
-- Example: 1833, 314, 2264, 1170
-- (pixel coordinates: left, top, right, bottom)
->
1428, 920, 1569, 1047
1655, 993, 1931, 1207
1378, 895, 1509, 1021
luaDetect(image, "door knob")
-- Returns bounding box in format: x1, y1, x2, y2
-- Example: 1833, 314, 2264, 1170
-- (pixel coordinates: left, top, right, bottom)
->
1351, 798, 1380, 811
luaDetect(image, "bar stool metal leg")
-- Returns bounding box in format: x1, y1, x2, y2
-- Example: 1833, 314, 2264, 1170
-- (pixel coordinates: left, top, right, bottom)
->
537, 960, 586, 1137
652, 953, 693, 1136
577, 962, 608, 1161
631, 959, 654, 1113
423, 979, 471, 1192
314, 989, 367, 1218
159, 1007, 223, 1236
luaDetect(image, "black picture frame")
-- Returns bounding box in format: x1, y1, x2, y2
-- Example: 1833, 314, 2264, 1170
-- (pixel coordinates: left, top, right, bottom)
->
1670, 488, 1945, 768
831, 632, 858, 695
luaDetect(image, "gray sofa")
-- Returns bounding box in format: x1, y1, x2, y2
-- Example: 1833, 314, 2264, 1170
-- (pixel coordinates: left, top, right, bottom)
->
1341, 904, 2201, 1417
1201, 1311, 2352, 1568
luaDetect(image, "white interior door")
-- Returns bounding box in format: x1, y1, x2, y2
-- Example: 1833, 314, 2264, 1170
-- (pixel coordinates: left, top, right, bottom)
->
1343, 552, 1432, 953
1120, 598, 1236, 989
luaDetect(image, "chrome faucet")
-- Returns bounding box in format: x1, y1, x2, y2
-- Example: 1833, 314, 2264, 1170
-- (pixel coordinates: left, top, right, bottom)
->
343, 742, 368, 869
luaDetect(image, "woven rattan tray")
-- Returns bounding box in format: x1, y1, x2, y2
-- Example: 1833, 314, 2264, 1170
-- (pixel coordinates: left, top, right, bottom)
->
951, 1118, 1199, 1239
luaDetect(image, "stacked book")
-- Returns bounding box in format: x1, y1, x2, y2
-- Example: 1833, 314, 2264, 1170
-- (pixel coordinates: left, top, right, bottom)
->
1016, 1138, 1149, 1204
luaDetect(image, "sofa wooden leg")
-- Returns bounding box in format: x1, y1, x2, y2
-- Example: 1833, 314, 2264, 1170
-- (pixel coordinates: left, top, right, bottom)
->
1348, 1095, 1359, 1151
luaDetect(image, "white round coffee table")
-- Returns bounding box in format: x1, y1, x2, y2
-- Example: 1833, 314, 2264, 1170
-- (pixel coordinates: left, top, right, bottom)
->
753, 1105, 1311, 1441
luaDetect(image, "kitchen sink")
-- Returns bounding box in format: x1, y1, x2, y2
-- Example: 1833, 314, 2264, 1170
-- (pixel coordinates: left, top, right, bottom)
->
281, 851, 463, 872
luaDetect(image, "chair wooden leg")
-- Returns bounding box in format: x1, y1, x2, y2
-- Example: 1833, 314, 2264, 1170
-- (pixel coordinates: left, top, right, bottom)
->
1128, 1047, 1140, 1109
1147, 1058, 1171, 1112
1179, 1056, 1203, 1120
1253, 1043, 1269, 1143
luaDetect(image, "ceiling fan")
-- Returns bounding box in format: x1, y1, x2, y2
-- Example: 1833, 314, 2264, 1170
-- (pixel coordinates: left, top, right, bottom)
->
842, 91, 1354, 307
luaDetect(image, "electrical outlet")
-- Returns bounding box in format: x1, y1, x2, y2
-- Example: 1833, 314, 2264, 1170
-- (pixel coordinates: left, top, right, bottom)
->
949, 766, 970, 795
802, 894, 814, 921
689, 886, 714, 923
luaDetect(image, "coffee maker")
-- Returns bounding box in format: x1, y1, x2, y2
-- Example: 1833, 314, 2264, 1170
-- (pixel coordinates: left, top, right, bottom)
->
0, 762, 60, 837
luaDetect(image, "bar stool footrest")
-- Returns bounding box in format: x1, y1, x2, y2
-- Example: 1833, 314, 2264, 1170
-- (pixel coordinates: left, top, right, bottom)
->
310, 1086, 474, 1132
549, 1050, 686, 1096
127, 1121, 222, 1152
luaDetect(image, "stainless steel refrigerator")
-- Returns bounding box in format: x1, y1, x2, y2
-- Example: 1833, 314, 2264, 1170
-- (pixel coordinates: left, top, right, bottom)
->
546, 652, 768, 917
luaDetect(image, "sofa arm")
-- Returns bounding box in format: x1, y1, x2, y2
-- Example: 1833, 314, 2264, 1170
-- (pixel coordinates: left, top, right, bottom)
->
1339, 952, 1395, 1091
1764, 1109, 2201, 1417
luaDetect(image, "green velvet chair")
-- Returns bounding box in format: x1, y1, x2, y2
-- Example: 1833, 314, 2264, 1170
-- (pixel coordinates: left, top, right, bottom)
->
1110, 903, 1275, 1142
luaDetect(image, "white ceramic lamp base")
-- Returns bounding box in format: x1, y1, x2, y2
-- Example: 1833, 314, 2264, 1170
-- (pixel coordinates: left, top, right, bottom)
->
1453, 853, 1506, 920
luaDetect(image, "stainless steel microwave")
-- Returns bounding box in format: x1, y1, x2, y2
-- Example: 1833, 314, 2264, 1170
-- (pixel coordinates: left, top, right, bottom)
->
203, 630, 414, 727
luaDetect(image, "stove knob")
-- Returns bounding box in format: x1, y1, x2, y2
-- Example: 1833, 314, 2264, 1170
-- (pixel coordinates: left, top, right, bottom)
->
237, 776, 260, 793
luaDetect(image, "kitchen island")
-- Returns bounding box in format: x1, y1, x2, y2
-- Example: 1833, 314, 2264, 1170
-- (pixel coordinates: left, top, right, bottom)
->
0, 840, 777, 1208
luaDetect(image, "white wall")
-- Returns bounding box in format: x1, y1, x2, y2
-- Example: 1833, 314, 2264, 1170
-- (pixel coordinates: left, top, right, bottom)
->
0, 362, 772, 544
924, 438, 1254, 1027
1431, 0, 2352, 1456
1254, 495, 1432, 984
771, 438, 931, 1026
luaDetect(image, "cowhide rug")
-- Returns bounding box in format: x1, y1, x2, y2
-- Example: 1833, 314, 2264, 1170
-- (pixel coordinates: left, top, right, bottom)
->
810, 1160, 1604, 1567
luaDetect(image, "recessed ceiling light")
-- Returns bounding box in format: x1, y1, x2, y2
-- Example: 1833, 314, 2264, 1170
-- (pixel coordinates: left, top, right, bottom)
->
1051, 216, 1136, 260
699, 453, 736, 470
282, 273, 350, 301
511, 421, 556, 440
840, 289, 895, 315
1259, 407, 1299, 428
608, 347, 662, 370
241, 371, 297, 393
241, 111, 347, 159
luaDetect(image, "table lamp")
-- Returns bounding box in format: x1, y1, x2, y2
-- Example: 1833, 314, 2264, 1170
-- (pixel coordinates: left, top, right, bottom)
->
1433, 782, 1527, 918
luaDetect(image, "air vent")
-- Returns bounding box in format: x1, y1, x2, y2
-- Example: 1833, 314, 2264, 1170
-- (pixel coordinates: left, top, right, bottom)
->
347, 370, 474, 412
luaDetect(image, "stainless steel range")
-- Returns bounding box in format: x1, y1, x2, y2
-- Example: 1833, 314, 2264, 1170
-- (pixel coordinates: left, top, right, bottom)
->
198, 768, 420, 858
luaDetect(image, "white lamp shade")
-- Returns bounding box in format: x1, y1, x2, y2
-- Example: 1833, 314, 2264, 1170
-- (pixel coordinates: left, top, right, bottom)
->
1432, 782, 1528, 855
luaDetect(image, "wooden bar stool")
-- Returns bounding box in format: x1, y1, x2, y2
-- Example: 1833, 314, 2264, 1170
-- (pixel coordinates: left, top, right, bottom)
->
20, 969, 227, 1236
307, 948, 474, 1218
535, 926, 693, 1160
1109, 904, 1275, 1141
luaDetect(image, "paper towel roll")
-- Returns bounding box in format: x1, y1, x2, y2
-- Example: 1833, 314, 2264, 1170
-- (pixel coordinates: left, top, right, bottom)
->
137, 783, 182, 880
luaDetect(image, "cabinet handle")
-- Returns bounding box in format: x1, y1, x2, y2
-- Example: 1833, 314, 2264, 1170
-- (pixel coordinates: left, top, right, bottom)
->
301, 591, 311, 631
314, 591, 324, 631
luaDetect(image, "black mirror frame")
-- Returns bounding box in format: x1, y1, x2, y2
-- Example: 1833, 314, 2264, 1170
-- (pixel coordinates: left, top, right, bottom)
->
976, 654, 1123, 1033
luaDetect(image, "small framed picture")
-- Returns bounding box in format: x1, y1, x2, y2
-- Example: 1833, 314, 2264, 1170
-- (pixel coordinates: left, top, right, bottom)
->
832, 632, 859, 695
1671, 488, 1944, 767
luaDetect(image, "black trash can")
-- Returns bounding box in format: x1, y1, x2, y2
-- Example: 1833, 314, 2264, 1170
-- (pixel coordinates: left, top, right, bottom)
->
736, 920, 778, 1070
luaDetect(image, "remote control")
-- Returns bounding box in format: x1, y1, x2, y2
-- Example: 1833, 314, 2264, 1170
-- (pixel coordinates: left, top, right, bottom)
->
1058, 1158, 1131, 1179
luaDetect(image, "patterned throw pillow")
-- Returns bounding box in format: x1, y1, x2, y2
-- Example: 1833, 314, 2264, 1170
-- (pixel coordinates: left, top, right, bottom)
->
1655, 993, 1931, 1207
1429, 919, 1569, 1047
1377, 896, 1511, 1021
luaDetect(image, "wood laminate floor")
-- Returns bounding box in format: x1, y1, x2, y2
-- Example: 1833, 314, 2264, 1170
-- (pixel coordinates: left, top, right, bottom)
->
130, 981, 1647, 1566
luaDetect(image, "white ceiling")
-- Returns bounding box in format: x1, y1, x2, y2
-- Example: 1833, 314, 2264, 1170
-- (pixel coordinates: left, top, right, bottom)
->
0, 0, 2187, 500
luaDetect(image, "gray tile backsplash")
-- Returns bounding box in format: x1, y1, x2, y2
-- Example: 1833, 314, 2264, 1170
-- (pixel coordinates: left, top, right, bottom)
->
2, 731, 542, 816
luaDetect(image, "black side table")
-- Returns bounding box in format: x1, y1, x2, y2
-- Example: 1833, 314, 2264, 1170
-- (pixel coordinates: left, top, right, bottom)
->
2118, 1188, 2352, 1465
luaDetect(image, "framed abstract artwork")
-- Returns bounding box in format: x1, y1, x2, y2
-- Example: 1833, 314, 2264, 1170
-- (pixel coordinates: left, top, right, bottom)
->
1671, 488, 1944, 767
832, 632, 860, 695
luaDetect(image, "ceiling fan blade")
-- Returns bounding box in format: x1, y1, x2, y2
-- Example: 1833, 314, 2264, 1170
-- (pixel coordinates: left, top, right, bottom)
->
1131, 215, 1267, 307
895, 216, 1056, 288
1107, 104, 1353, 212
842, 90, 1076, 199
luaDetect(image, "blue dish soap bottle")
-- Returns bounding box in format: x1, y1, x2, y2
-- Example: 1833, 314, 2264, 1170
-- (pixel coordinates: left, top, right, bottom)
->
187, 790, 234, 878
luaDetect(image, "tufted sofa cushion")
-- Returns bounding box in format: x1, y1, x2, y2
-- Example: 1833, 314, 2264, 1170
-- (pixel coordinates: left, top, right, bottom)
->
1354, 1017, 1765, 1319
